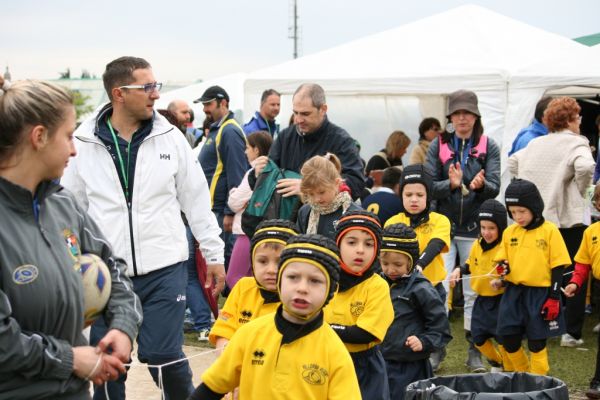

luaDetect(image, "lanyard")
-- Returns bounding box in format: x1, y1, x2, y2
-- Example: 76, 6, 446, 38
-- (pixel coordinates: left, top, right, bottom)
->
453, 135, 472, 172
107, 118, 132, 198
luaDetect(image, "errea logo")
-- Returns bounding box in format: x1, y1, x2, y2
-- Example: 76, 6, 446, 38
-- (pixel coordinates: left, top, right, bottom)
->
252, 349, 266, 365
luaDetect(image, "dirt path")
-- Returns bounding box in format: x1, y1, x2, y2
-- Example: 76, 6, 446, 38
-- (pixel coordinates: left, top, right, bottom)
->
92, 345, 217, 400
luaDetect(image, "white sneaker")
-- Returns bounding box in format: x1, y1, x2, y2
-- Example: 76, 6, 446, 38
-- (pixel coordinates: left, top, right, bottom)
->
593, 323, 600, 334
490, 366, 503, 373
560, 333, 584, 347
198, 329, 210, 342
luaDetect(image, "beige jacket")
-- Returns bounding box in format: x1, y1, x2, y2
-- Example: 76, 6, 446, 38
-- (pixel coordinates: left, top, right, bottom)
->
508, 130, 595, 228
409, 139, 431, 165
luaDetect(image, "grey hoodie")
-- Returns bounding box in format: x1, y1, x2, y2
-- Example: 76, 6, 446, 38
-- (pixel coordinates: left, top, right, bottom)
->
0, 177, 142, 399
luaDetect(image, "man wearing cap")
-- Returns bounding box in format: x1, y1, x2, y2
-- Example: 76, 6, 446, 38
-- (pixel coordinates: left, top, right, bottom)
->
254, 83, 365, 199
425, 89, 500, 373
243, 88, 281, 137
196, 86, 249, 274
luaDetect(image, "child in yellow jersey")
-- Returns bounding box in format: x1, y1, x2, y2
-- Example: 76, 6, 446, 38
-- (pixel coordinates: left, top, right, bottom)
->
325, 210, 394, 400
380, 223, 451, 400
385, 164, 451, 301
449, 199, 513, 372
494, 179, 571, 375
564, 183, 600, 398
209, 219, 299, 350
189, 234, 361, 400
385, 164, 451, 372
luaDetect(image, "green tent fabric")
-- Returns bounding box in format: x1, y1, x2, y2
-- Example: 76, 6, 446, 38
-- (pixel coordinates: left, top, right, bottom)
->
574, 33, 600, 47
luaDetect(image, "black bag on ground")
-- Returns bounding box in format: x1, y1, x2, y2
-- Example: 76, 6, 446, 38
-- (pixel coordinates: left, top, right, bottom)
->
405, 372, 568, 400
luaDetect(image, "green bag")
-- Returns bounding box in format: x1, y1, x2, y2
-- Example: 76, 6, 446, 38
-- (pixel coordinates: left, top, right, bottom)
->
241, 159, 302, 237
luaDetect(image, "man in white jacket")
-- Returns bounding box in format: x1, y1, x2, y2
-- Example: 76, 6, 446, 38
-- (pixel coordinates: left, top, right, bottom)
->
62, 56, 225, 400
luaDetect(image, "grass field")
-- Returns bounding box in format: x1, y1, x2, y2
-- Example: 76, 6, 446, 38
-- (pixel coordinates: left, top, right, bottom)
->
185, 306, 599, 397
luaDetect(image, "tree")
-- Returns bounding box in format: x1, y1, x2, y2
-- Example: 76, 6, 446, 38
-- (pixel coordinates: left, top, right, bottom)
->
71, 90, 94, 120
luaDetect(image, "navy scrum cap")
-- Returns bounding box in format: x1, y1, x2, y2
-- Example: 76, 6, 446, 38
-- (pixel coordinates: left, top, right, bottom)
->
193, 85, 229, 104
504, 179, 544, 219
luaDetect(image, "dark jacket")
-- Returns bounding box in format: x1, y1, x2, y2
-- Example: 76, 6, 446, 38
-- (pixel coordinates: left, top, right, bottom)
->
0, 178, 141, 399
425, 135, 500, 238
297, 202, 362, 240
269, 117, 366, 199
381, 271, 451, 362
199, 112, 249, 214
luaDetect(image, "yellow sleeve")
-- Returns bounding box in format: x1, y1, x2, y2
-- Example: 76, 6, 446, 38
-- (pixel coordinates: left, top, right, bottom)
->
548, 225, 572, 269
326, 335, 362, 400
466, 241, 478, 271
384, 213, 407, 228
209, 281, 243, 344
356, 276, 394, 342
202, 324, 246, 394
430, 213, 451, 251
574, 228, 592, 265
493, 229, 509, 262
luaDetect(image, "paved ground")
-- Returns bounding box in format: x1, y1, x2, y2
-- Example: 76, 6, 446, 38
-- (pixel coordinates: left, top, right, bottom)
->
91, 345, 217, 400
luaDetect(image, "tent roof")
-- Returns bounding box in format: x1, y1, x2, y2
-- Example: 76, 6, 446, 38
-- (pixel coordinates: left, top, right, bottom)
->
245, 4, 590, 95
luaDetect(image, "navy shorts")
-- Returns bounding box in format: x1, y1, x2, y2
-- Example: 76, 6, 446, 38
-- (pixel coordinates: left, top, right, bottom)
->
471, 295, 502, 344
497, 284, 565, 340
351, 346, 390, 400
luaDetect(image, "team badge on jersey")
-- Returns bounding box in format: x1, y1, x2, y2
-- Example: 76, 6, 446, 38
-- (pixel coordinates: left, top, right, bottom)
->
536, 239, 548, 251
302, 364, 328, 385
13, 264, 39, 285
350, 301, 365, 317
63, 229, 81, 261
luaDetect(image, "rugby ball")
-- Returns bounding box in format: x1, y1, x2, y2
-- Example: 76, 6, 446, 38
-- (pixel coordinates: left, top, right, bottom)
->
75, 253, 112, 327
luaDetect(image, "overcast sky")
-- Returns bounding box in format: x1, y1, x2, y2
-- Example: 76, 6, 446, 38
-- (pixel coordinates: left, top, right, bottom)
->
3, 0, 599, 82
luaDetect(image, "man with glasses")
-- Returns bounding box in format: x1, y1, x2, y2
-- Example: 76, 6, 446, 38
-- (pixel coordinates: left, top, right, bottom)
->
195, 86, 248, 285
63, 56, 225, 400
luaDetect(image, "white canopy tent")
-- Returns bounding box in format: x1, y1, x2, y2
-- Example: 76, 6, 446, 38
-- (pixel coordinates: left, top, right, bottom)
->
156, 73, 247, 124
243, 4, 598, 169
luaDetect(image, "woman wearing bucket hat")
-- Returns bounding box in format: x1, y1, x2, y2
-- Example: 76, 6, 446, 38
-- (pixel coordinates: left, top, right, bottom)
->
425, 89, 501, 372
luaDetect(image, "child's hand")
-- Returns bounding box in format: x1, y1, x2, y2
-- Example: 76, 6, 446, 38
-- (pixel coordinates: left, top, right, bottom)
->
563, 283, 578, 298
405, 335, 423, 352
490, 278, 504, 291
495, 261, 510, 276
449, 268, 461, 288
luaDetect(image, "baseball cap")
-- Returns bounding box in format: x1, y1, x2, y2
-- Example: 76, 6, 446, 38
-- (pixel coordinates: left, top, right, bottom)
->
193, 85, 229, 104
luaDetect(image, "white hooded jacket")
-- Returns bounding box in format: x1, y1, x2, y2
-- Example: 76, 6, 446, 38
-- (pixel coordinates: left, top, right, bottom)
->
62, 108, 224, 276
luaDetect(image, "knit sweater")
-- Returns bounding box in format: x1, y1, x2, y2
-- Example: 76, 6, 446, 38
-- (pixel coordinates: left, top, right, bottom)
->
508, 130, 595, 228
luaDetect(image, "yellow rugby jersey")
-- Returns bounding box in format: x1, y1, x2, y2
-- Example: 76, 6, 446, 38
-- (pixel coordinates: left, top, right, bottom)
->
323, 274, 393, 353
466, 240, 504, 296
203, 313, 361, 400
494, 221, 570, 287
385, 211, 451, 285
209, 277, 279, 345
574, 222, 600, 280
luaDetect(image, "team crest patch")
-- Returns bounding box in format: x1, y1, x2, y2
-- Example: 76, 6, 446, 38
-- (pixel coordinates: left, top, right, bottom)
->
302, 364, 328, 385
350, 301, 365, 317
536, 239, 548, 251
13, 265, 39, 285
420, 223, 433, 234
63, 229, 81, 261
